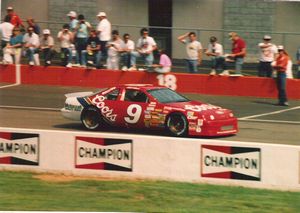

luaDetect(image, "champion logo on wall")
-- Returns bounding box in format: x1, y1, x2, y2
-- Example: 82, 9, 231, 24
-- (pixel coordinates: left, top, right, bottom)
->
0, 132, 39, 166
201, 145, 261, 181
75, 136, 133, 172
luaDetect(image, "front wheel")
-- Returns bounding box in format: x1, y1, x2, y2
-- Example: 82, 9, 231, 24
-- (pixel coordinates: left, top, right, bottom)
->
81, 106, 102, 130
166, 113, 188, 137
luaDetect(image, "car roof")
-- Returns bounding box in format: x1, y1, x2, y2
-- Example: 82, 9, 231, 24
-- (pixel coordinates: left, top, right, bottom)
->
117, 84, 166, 91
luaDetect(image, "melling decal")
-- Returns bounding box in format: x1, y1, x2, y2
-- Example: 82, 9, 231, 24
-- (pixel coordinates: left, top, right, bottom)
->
0, 132, 39, 166
201, 145, 261, 181
75, 137, 132, 172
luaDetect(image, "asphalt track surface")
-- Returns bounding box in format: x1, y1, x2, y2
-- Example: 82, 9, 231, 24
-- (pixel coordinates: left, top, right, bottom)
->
0, 83, 299, 145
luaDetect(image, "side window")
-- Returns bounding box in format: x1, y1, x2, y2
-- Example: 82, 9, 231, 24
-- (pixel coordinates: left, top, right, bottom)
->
124, 89, 149, 103
105, 89, 119, 100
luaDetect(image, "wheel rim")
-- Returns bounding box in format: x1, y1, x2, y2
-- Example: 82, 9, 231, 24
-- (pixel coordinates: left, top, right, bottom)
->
82, 109, 99, 129
167, 114, 187, 136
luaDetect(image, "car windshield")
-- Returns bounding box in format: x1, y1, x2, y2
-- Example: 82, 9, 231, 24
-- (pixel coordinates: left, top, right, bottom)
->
147, 88, 189, 103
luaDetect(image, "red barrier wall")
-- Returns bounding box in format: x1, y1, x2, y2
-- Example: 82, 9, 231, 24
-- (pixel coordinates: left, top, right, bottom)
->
0, 65, 16, 83
1, 65, 300, 99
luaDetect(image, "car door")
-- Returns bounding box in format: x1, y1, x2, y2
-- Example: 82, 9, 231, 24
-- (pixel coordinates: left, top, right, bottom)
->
111, 88, 149, 128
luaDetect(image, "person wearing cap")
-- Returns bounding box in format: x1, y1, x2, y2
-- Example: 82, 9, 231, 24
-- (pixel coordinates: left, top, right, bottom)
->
205, 36, 226, 75
39, 29, 55, 66
57, 24, 74, 68
223, 32, 246, 76
96, 12, 111, 63
26, 17, 41, 35
23, 26, 40, 66
67, 11, 78, 32
129, 28, 157, 71
0, 16, 14, 62
6, 6, 24, 28
74, 14, 91, 67
4, 26, 24, 64
177, 32, 203, 73
272, 45, 289, 106
257, 35, 278, 77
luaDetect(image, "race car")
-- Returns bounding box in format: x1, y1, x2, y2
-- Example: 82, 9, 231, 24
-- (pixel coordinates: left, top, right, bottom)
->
61, 84, 238, 137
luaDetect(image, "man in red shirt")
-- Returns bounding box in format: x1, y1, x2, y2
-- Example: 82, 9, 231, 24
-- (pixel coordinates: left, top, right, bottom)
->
6, 6, 24, 28
221, 32, 246, 76
272, 45, 289, 106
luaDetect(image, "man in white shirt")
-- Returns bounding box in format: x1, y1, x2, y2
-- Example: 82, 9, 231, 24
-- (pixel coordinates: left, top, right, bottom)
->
96, 12, 111, 63
129, 28, 157, 71
106, 30, 124, 70
0, 16, 14, 61
121, 33, 135, 70
178, 32, 202, 73
258, 35, 278, 77
205, 36, 226, 75
23, 26, 40, 65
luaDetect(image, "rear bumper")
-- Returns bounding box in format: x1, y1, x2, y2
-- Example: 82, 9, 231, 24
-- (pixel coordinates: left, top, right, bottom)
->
61, 108, 81, 121
189, 117, 238, 137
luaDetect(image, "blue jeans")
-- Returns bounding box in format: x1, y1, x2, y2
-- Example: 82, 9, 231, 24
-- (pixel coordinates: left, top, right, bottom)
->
277, 72, 287, 104
81, 50, 102, 68
186, 59, 198, 73
121, 52, 131, 68
61, 48, 73, 65
235, 57, 244, 74
130, 51, 154, 67
26, 47, 38, 62
211, 56, 226, 73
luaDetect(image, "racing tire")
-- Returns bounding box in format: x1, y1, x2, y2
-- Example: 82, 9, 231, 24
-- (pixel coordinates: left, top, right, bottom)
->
165, 113, 188, 137
81, 106, 102, 130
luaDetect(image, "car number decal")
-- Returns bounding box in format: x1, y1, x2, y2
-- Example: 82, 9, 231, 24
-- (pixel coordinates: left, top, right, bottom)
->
124, 104, 142, 124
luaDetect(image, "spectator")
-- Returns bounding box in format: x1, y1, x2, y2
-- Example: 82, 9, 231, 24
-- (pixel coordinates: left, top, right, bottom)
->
152, 49, 172, 73
57, 24, 74, 68
257, 35, 278, 77
129, 28, 157, 71
96, 12, 111, 64
222, 32, 246, 76
26, 17, 41, 35
81, 29, 101, 68
3, 27, 23, 64
23, 26, 40, 66
177, 32, 202, 73
205, 36, 226, 75
272, 45, 289, 106
106, 30, 123, 70
74, 14, 91, 66
0, 16, 14, 62
6, 6, 24, 28
120, 33, 135, 71
297, 47, 300, 79
40, 29, 55, 66
67, 11, 78, 32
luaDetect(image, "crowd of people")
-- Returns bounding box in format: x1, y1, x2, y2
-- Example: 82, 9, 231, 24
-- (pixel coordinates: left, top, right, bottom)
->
1, 6, 300, 105
0, 7, 171, 73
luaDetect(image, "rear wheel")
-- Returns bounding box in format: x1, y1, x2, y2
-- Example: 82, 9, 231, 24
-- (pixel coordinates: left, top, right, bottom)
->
166, 113, 188, 137
81, 106, 102, 130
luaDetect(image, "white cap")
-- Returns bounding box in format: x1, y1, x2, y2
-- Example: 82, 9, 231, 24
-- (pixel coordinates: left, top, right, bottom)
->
7, 6, 13, 10
43, 29, 50, 34
263, 35, 272, 40
97, 12, 106, 17
67, 11, 77, 17
277, 45, 284, 50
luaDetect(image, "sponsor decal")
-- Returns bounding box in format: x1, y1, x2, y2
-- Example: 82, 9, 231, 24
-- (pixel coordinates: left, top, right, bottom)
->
201, 145, 261, 181
185, 104, 220, 112
75, 137, 132, 172
91, 95, 117, 122
0, 132, 39, 166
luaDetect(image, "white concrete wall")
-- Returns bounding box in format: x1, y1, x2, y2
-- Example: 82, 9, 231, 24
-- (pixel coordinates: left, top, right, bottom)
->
1, 127, 299, 191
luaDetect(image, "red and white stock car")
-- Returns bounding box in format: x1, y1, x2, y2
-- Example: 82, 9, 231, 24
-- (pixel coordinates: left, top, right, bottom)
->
61, 84, 238, 137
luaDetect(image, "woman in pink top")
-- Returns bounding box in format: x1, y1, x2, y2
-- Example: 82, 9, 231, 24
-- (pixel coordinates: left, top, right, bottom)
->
153, 49, 172, 73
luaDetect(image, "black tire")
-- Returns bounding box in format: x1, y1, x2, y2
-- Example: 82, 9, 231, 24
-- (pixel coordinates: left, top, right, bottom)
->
166, 113, 188, 137
81, 106, 102, 130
